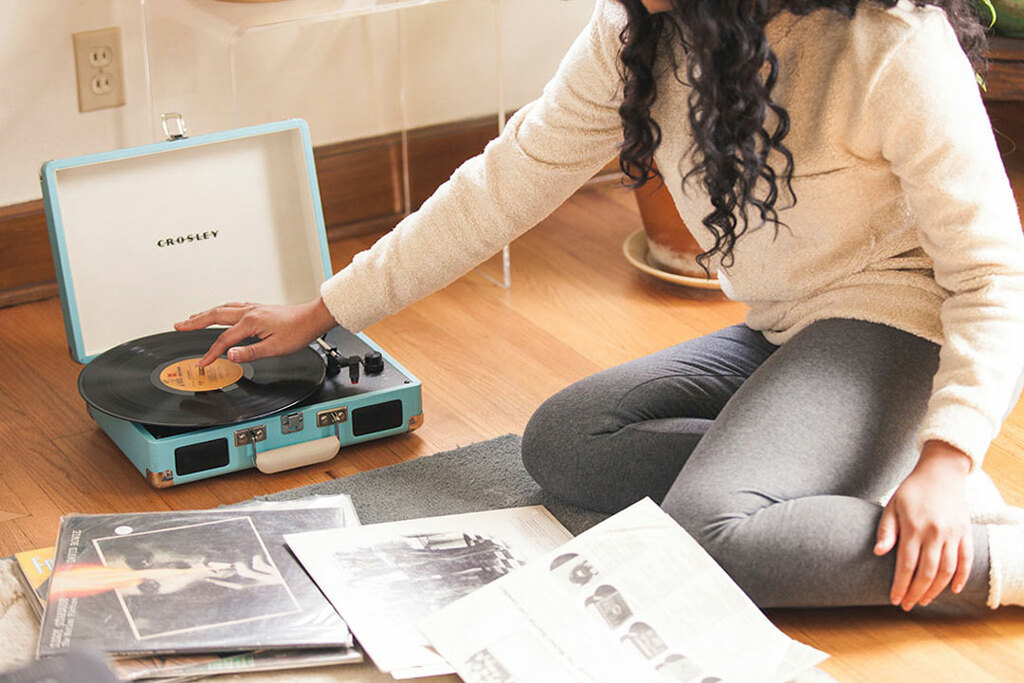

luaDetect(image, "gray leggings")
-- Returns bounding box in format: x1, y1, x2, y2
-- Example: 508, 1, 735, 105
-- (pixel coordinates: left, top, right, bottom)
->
522, 319, 990, 608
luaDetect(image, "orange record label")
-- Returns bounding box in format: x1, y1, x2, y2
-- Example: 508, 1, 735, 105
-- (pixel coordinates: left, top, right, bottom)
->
159, 357, 243, 392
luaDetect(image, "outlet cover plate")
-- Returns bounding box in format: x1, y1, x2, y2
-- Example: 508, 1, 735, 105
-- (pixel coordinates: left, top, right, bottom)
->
73, 27, 126, 113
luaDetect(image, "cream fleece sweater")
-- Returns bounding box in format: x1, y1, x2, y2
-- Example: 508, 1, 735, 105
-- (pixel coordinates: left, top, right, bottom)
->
322, 0, 1024, 470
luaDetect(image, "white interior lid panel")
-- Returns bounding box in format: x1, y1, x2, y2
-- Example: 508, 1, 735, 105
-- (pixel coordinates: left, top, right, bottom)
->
54, 128, 326, 358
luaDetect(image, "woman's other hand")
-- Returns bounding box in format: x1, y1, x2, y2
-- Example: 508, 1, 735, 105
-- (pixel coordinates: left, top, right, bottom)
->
174, 297, 337, 367
874, 440, 973, 610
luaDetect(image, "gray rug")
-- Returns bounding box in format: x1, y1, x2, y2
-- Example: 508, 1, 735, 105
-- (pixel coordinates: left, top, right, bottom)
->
256, 434, 607, 536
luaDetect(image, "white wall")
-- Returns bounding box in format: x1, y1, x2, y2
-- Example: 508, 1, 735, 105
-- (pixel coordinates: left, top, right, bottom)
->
0, 0, 595, 206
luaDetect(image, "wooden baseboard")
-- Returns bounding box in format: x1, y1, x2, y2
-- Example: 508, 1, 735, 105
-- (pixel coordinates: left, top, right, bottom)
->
316, 114, 503, 240
0, 282, 59, 309
0, 200, 53, 307
0, 114, 507, 308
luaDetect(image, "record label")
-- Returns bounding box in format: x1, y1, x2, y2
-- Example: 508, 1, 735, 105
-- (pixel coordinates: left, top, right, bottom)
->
158, 358, 244, 392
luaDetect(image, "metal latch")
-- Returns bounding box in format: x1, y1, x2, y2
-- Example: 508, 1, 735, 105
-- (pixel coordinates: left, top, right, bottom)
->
281, 412, 304, 434
235, 425, 267, 447
316, 407, 348, 428
236, 425, 268, 467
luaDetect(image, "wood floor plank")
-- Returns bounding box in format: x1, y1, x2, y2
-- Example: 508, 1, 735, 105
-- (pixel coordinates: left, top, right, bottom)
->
0, 472, 35, 553
0, 430, 89, 550
0, 301, 95, 441
51, 432, 180, 513
914, 613, 1024, 680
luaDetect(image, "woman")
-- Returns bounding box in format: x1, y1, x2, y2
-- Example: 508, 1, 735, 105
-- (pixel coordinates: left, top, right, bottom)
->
177, 0, 1024, 612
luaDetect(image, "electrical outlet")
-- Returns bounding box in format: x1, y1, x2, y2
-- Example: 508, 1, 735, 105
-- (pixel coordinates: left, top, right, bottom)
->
73, 27, 126, 113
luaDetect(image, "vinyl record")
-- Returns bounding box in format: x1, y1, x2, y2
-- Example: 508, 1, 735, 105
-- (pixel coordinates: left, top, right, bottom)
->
79, 330, 326, 428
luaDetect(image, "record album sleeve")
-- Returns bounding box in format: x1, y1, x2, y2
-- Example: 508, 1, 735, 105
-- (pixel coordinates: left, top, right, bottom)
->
13, 546, 54, 620
37, 503, 354, 658
111, 646, 362, 681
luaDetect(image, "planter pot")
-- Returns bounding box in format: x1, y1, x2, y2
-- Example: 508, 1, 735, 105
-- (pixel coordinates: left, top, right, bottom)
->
632, 172, 708, 278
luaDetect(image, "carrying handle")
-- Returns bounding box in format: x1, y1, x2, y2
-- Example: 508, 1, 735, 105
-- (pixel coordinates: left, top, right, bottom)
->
254, 434, 342, 474
161, 112, 188, 141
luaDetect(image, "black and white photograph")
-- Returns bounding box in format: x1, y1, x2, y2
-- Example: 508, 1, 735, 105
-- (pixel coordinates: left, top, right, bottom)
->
285, 506, 572, 676
37, 504, 355, 657
331, 531, 520, 618
92, 516, 299, 640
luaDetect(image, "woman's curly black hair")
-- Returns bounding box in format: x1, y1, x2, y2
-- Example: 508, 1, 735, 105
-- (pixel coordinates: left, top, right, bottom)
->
617, 0, 988, 272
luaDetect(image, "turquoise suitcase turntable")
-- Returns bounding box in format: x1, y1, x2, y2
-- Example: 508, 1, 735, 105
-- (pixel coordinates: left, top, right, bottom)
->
41, 115, 423, 488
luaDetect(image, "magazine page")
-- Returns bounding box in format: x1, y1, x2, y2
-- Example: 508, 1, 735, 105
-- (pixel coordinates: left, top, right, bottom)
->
37, 505, 354, 658
419, 498, 828, 683
285, 506, 573, 677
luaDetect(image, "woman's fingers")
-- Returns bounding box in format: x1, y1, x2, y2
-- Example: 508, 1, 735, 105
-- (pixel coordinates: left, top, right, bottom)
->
890, 535, 920, 606
175, 298, 336, 365
175, 303, 252, 331
224, 338, 275, 363
919, 539, 961, 606
952, 533, 974, 594
902, 539, 943, 609
882, 445, 973, 611
173, 304, 262, 366
874, 503, 898, 556
198, 323, 258, 367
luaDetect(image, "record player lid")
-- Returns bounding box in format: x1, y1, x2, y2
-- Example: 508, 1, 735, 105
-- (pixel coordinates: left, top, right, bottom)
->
41, 119, 332, 364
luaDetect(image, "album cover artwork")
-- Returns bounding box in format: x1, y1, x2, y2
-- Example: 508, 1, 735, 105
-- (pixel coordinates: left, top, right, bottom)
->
37, 504, 354, 657
13, 546, 54, 620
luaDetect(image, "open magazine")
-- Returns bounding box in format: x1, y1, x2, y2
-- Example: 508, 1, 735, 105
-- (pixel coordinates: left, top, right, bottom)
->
419, 498, 828, 683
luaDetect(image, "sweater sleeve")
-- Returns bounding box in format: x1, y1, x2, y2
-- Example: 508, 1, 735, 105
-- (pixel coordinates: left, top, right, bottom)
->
320, 0, 625, 333
862, 10, 1024, 469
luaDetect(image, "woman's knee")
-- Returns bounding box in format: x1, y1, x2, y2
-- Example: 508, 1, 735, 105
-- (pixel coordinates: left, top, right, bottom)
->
523, 385, 649, 513
661, 477, 763, 556
521, 389, 585, 499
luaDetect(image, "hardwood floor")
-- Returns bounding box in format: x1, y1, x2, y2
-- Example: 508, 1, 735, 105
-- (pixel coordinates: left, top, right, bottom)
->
2, 177, 1024, 679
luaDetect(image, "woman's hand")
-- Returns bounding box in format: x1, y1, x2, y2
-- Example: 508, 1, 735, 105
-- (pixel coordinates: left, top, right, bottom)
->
174, 297, 337, 367
874, 440, 973, 610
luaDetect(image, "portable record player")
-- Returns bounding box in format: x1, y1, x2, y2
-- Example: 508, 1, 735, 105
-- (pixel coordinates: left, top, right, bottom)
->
41, 115, 423, 488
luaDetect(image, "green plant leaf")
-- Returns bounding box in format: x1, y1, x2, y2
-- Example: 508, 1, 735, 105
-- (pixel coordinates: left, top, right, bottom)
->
973, 0, 997, 28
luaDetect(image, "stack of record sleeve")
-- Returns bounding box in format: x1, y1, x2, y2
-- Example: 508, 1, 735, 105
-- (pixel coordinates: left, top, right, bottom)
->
28, 496, 363, 682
